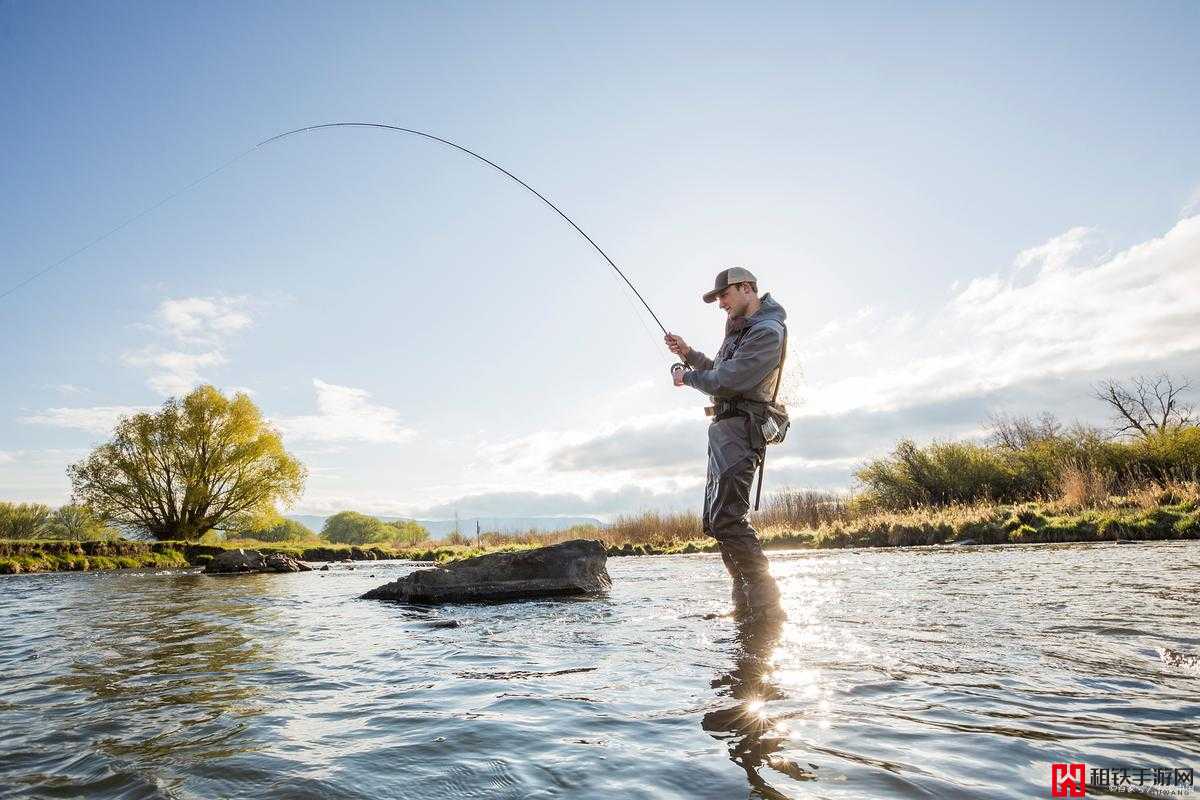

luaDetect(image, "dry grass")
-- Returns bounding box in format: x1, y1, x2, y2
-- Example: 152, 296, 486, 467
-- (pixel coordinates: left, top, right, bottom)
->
755, 489, 851, 530
604, 511, 700, 546
1056, 460, 1113, 510
1128, 479, 1200, 508
1049, 475, 1200, 514
443, 490, 850, 551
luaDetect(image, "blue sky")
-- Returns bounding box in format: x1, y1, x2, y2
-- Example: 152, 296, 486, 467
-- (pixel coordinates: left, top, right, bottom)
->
2, 1, 1199, 519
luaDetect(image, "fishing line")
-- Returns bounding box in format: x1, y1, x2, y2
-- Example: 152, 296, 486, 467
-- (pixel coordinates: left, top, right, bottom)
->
0, 145, 260, 302
5, 122, 676, 352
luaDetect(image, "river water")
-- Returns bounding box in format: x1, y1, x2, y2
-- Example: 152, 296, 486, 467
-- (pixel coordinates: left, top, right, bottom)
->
1, 541, 1197, 799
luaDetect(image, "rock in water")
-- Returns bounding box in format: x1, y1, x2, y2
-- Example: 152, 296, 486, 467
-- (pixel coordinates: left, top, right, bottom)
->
263, 552, 312, 573
205, 548, 312, 574
1159, 646, 1200, 672
361, 539, 611, 603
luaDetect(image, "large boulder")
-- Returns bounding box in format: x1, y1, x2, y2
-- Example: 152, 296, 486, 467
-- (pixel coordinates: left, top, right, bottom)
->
361, 539, 611, 603
205, 548, 312, 574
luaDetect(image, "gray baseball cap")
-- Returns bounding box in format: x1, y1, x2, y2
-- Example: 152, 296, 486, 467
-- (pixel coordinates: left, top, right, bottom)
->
702, 267, 758, 303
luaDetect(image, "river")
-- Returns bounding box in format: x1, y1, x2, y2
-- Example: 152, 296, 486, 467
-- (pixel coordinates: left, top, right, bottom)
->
1, 541, 1197, 799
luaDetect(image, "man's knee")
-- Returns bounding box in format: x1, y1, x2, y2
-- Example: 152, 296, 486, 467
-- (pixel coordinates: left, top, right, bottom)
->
709, 489, 752, 540
707, 457, 758, 538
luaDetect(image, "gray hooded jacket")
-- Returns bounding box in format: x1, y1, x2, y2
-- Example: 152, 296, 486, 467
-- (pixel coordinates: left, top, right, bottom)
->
681, 293, 787, 402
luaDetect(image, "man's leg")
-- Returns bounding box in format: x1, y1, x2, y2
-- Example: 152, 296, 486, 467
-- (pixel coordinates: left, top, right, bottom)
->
719, 546, 750, 614
703, 443, 749, 613
710, 455, 782, 617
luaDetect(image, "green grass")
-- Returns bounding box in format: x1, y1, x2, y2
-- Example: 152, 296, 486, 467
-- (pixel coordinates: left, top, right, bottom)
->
0, 546, 189, 574
780, 498, 1200, 550
3, 490, 1197, 576
0, 537, 390, 575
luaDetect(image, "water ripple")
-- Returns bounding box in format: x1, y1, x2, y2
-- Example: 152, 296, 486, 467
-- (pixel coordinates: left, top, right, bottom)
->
1, 542, 1198, 798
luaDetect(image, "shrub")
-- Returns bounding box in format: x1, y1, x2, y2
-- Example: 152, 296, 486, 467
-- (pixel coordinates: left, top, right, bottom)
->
443, 530, 471, 546
385, 519, 429, 546
857, 425, 1200, 510
41, 505, 116, 540
0, 502, 52, 538
322, 511, 394, 545
856, 440, 1019, 509
235, 519, 317, 542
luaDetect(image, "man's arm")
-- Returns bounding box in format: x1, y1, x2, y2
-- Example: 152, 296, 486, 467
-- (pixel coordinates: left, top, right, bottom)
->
665, 334, 714, 370
682, 323, 782, 397
684, 349, 714, 371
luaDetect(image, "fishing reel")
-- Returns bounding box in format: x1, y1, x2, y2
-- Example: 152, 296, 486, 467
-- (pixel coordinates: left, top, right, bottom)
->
670, 362, 688, 382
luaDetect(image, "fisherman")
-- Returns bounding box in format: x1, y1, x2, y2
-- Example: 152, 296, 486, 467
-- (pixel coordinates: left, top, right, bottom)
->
665, 267, 787, 622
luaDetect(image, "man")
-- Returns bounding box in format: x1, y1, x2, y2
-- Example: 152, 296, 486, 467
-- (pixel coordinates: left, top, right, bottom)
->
665, 267, 786, 622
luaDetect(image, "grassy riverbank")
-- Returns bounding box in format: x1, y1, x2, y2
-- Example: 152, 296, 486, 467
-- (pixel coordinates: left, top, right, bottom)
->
4, 486, 1197, 575
378, 489, 1200, 562
0, 539, 394, 575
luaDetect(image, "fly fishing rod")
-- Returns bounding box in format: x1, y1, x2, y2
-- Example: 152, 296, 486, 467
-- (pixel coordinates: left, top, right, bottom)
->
258, 123, 673, 342
4, 122, 679, 364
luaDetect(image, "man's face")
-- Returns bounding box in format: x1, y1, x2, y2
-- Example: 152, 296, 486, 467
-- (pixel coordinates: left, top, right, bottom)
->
717, 283, 752, 318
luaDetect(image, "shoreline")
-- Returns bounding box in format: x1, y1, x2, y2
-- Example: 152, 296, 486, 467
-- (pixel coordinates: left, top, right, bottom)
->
3, 499, 1197, 575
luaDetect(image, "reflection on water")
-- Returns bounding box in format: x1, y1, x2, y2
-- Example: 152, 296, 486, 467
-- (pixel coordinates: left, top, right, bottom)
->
50, 574, 274, 764
703, 616, 799, 799
1, 541, 1198, 799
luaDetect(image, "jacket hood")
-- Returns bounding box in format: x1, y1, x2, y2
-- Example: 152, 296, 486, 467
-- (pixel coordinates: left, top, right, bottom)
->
750, 292, 786, 326
723, 292, 787, 336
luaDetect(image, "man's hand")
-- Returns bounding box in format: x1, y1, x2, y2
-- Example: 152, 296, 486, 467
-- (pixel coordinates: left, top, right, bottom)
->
664, 333, 691, 359
671, 364, 686, 387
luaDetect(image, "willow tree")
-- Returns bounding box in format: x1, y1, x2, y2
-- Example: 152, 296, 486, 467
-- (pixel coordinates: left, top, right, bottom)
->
68, 385, 306, 541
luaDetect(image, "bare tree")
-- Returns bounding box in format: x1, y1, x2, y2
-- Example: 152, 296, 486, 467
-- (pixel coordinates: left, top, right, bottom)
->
986, 411, 1062, 450
1092, 374, 1195, 439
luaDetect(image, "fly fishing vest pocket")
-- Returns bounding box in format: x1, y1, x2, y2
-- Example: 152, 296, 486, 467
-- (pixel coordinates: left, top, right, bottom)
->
760, 402, 789, 446
722, 399, 788, 450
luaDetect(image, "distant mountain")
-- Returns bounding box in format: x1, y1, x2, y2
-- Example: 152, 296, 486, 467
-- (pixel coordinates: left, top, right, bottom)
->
286, 514, 603, 539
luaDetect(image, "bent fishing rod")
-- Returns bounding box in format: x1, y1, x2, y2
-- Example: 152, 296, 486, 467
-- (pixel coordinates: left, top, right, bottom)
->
259, 123, 672, 340
5, 122, 681, 366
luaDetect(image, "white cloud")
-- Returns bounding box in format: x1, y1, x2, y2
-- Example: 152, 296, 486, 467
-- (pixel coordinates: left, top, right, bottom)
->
121, 348, 226, 397
19, 405, 154, 435
950, 274, 1003, 309
613, 378, 654, 398
804, 216, 1200, 417
0, 451, 15, 464
1013, 226, 1106, 275
156, 295, 252, 344
481, 408, 701, 477
887, 311, 916, 336
120, 295, 252, 396
273, 379, 416, 444
1182, 183, 1200, 220
809, 306, 874, 342
43, 383, 87, 396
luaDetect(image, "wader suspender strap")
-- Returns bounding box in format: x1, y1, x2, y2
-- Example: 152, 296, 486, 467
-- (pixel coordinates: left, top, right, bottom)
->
753, 324, 787, 511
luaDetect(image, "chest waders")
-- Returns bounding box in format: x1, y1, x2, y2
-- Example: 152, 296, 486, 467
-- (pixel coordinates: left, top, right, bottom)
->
706, 323, 788, 511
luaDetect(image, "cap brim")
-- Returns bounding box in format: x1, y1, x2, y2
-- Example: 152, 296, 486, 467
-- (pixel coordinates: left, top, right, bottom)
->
702, 288, 722, 303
